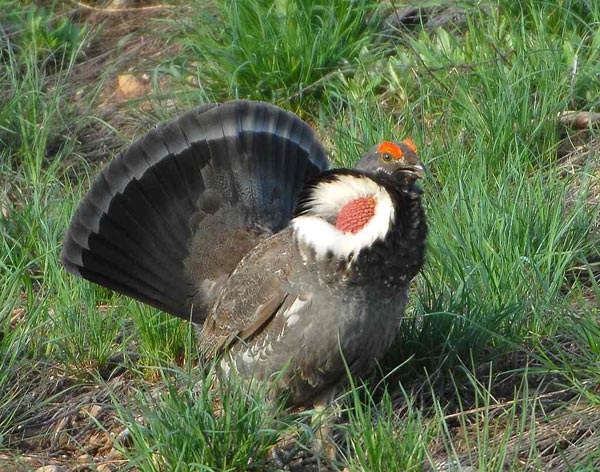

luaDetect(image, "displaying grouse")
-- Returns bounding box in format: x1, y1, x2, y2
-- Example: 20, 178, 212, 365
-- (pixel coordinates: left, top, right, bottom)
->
61, 100, 427, 407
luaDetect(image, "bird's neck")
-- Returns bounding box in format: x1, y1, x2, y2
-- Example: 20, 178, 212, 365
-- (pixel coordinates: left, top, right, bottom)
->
350, 186, 426, 288
292, 184, 426, 289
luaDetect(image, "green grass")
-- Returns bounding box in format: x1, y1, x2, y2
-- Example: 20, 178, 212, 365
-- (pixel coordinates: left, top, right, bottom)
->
320, 0, 600, 382
163, 0, 384, 110
431, 366, 542, 471
342, 385, 432, 471
1, 0, 600, 469
119, 365, 288, 472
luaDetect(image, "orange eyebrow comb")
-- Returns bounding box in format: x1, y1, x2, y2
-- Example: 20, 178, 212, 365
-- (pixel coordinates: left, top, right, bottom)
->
378, 141, 403, 159
402, 138, 417, 153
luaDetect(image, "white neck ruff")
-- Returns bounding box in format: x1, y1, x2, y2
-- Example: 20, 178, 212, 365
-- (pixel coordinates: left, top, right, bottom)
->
292, 174, 395, 260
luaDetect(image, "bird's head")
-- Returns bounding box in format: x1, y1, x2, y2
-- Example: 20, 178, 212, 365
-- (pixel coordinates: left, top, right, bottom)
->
291, 138, 427, 275
354, 139, 424, 185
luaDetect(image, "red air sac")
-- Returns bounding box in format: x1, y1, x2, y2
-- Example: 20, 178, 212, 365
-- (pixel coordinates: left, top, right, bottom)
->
335, 196, 376, 234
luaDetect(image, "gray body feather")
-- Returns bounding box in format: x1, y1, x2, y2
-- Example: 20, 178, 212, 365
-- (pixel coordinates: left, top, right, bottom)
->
199, 172, 425, 405
199, 226, 408, 405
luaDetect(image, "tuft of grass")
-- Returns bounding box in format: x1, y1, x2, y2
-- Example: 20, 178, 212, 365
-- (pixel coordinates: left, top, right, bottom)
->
532, 308, 600, 405
21, 5, 88, 66
167, 0, 384, 109
128, 302, 198, 369
0, 3, 88, 157
430, 366, 542, 471
119, 365, 286, 471
342, 384, 432, 472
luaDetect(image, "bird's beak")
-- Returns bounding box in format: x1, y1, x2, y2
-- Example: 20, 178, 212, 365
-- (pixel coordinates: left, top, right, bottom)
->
393, 164, 425, 180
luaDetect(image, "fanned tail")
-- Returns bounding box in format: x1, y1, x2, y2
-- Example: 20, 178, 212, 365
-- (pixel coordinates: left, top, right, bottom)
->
61, 100, 328, 323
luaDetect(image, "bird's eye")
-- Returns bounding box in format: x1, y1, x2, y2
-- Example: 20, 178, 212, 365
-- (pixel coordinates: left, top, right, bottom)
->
382, 153, 392, 162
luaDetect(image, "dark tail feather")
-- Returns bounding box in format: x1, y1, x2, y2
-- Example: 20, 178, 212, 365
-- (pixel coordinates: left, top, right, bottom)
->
62, 100, 328, 323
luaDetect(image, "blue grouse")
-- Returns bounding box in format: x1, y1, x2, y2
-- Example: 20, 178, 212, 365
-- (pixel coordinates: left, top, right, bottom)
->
61, 100, 427, 407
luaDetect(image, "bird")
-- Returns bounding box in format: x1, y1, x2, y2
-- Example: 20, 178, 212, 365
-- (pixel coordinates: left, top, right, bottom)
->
61, 99, 427, 412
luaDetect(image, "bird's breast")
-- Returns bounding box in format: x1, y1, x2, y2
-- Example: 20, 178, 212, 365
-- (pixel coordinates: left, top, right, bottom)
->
229, 282, 408, 405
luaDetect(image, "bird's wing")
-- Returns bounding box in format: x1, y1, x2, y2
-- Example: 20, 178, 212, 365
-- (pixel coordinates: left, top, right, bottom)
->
198, 228, 301, 358
61, 100, 328, 324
